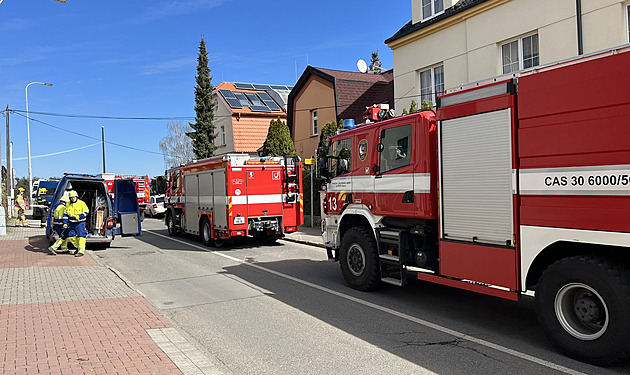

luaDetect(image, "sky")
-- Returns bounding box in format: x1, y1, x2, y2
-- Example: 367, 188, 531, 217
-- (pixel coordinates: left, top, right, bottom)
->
0, 0, 411, 181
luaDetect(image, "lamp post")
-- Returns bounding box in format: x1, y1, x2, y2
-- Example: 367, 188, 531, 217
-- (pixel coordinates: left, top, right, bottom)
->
25, 81, 52, 203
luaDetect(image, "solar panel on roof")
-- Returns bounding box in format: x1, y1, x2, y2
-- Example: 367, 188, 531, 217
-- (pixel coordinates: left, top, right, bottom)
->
234, 83, 254, 90
253, 84, 272, 90
224, 98, 243, 109
256, 92, 281, 111
270, 85, 288, 90
219, 89, 237, 98
233, 92, 250, 106
249, 105, 271, 112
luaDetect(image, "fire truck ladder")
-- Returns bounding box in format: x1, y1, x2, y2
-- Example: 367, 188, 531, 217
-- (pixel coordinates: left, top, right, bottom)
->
375, 228, 409, 286
284, 156, 299, 203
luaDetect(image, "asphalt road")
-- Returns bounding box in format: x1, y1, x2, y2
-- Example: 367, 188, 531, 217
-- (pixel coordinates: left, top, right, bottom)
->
91, 218, 630, 375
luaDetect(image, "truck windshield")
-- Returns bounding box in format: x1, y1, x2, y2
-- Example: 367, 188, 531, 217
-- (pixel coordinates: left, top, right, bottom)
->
331, 138, 352, 178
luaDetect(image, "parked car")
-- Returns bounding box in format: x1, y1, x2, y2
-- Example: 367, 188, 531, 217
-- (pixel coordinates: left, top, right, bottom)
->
46, 174, 142, 249
145, 194, 166, 217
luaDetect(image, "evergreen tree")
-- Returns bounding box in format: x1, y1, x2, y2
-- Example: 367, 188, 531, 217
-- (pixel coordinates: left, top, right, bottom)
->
262, 117, 296, 157
409, 99, 419, 114
369, 50, 382, 74
187, 36, 216, 159
421, 100, 434, 110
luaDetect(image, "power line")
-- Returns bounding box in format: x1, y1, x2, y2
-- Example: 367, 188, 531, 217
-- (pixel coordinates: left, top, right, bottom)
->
11, 112, 167, 157
10, 109, 194, 121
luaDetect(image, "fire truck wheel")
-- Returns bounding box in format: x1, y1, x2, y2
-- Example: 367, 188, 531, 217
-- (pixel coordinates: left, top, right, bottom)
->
535, 256, 630, 366
201, 217, 213, 247
166, 212, 181, 237
340, 226, 380, 291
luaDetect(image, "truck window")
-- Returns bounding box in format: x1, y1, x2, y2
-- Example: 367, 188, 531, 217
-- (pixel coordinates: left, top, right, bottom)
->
172, 170, 179, 190
331, 138, 352, 178
380, 124, 412, 173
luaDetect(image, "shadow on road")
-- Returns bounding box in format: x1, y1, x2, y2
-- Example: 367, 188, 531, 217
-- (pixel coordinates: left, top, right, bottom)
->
219, 258, 627, 374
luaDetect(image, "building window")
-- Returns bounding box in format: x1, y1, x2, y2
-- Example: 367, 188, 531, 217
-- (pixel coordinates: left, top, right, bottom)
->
419, 64, 444, 107
422, 0, 444, 20
502, 33, 539, 74
627, 4, 630, 43
312, 110, 318, 136
220, 126, 226, 146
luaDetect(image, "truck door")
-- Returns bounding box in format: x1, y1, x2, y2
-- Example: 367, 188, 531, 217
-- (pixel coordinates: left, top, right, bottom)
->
374, 123, 415, 218
113, 179, 141, 236
245, 168, 283, 217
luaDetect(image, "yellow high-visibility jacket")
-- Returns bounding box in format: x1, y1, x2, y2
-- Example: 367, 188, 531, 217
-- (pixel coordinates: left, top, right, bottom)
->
64, 199, 89, 223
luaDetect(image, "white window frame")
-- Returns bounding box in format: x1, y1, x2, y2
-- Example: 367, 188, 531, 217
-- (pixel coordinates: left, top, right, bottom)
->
501, 33, 539, 74
418, 64, 444, 108
312, 110, 318, 136
626, 3, 630, 43
220, 126, 226, 146
421, 0, 444, 21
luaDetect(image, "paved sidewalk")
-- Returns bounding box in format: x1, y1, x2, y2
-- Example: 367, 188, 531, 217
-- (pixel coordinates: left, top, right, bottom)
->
282, 224, 324, 248
0, 215, 218, 375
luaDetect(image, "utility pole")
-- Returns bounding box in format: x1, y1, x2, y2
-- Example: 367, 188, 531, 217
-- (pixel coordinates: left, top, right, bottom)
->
101, 126, 106, 173
0, 107, 5, 235
5, 106, 10, 202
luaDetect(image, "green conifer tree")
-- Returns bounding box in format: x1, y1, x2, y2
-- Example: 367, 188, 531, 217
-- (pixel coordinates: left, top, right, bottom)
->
188, 36, 216, 159
262, 118, 297, 157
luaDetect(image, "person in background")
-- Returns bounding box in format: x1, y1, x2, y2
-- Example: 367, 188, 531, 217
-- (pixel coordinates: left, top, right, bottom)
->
64, 190, 89, 257
47, 195, 70, 255
37, 187, 50, 228
14, 187, 28, 227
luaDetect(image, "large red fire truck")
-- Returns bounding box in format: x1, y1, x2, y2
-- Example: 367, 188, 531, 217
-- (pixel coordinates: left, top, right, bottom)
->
165, 154, 303, 246
100, 173, 151, 219
320, 45, 630, 365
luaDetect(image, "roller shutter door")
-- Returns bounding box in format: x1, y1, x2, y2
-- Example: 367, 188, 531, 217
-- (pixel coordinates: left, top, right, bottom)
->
440, 109, 513, 245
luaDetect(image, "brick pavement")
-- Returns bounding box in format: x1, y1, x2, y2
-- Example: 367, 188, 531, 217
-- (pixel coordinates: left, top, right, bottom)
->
0, 218, 186, 374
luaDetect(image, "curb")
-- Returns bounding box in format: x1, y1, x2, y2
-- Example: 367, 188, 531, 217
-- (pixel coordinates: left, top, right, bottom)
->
282, 236, 326, 249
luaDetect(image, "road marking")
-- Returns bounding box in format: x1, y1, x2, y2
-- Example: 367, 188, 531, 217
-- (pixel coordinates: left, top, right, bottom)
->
146, 230, 587, 375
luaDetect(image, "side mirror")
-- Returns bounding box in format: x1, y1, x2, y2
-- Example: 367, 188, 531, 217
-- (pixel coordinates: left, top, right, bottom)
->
376, 143, 384, 152
372, 165, 380, 174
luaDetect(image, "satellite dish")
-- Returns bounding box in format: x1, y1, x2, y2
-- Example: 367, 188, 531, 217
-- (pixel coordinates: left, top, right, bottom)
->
357, 59, 368, 73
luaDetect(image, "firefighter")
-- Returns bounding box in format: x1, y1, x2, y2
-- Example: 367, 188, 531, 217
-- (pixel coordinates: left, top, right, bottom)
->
64, 190, 89, 257
14, 187, 28, 227
37, 187, 50, 228
47, 195, 70, 255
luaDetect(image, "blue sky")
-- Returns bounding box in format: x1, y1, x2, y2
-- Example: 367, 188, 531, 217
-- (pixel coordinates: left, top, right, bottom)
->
0, 0, 410, 180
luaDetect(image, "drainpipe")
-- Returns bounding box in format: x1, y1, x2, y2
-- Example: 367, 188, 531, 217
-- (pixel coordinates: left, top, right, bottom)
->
576, 0, 583, 55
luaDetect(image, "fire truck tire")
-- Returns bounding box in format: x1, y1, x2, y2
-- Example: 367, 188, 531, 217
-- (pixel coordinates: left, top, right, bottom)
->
201, 217, 213, 247
340, 226, 380, 291
535, 256, 630, 366
166, 212, 181, 237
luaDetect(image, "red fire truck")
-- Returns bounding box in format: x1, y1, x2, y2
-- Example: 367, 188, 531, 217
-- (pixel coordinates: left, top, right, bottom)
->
320, 46, 630, 365
100, 173, 151, 219
165, 154, 303, 246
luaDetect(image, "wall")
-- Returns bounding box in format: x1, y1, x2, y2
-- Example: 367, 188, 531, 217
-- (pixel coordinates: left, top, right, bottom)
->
392, 0, 628, 112
292, 75, 336, 161
213, 96, 236, 155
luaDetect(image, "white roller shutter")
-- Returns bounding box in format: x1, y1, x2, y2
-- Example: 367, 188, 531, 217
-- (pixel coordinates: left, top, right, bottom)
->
440, 109, 513, 245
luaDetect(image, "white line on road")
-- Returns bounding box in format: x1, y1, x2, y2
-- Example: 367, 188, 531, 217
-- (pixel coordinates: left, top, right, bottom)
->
146, 230, 587, 375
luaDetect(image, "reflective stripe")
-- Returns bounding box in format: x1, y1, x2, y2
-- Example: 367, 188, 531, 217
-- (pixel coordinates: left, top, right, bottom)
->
232, 194, 283, 205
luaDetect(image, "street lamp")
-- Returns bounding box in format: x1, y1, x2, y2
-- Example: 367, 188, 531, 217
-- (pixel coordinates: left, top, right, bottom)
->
25, 81, 52, 203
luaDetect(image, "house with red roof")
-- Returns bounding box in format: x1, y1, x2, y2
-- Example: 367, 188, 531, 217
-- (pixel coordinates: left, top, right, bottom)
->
287, 67, 393, 161
214, 82, 293, 156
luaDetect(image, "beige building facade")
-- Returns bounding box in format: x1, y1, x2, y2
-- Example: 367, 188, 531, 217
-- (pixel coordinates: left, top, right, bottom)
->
388, 0, 630, 111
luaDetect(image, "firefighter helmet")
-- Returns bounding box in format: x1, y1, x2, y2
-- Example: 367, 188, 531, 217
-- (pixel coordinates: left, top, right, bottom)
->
68, 190, 78, 198
18, 187, 25, 192
60, 195, 70, 203
39, 188, 47, 194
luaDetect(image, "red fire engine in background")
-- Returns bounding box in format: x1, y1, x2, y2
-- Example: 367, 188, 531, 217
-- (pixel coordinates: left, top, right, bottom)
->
165, 154, 303, 246
99, 173, 151, 219
320, 46, 630, 365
